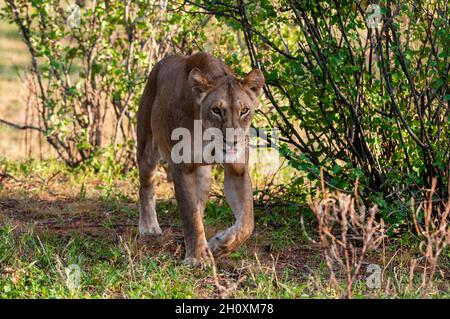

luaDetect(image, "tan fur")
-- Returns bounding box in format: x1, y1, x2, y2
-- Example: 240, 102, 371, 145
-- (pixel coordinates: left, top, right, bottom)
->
136, 52, 264, 264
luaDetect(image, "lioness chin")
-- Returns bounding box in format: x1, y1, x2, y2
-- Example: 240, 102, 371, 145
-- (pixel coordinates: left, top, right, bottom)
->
136, 52, 264, 264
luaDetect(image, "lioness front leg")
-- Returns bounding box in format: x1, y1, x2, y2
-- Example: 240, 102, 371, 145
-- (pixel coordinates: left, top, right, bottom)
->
208, 163, 254, 258
195, 166, 211, 219
172, 166, 209, 264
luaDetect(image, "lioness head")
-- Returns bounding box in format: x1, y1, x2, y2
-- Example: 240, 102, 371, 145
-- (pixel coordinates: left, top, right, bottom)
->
188, 67, 265, 161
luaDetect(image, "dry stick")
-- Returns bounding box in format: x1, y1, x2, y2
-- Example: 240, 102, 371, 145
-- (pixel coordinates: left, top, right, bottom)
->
411, 178, 450, 296
300, 215, 317, 244
0, 173, 20, 182
24, 85, 31, 158
206, 247, 246, 298
0, 118, 43, 133
408, 258, 418, 293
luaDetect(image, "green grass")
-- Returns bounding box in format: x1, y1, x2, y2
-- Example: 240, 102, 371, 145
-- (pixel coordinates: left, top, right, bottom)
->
0, 158, 449, 299
0, 224, 199, 298
0, 222, 313, 298
0, 159, 314, 298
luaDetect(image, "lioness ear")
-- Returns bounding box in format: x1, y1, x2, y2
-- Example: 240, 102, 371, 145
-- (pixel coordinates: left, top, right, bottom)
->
243, 69, 265, 96
189, 67, 211, 95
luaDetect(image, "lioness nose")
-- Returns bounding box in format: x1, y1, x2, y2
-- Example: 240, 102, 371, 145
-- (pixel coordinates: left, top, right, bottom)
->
223, 137, 238, 147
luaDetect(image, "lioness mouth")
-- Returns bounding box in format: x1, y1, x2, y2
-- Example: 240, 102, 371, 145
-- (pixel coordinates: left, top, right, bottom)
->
224, 147, 237, 154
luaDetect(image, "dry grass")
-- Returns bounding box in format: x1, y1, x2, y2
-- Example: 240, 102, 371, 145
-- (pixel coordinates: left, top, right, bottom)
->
411, 178, 450, 296
309, 176, 386, 298
307, 173, 449, 298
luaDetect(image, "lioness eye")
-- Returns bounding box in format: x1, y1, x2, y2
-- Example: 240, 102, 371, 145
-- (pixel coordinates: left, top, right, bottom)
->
240, 108, 250, 116
211, 107, 222, 116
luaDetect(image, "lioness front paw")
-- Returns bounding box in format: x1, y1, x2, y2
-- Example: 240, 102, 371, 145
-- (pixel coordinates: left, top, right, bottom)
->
138, 223, 163, 236
182, 245, 211, 268
208, 230, 237, 258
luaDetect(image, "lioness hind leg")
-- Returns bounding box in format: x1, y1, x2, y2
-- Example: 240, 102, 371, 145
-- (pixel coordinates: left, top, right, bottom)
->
137, 139, 162, 236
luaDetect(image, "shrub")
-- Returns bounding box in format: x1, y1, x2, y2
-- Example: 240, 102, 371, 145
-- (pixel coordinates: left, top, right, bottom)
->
1, 0, 202, 167
185, 0, 450, 225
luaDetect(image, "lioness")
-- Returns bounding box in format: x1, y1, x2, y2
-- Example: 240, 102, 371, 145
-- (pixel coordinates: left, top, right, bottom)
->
136, 52, 264, 264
